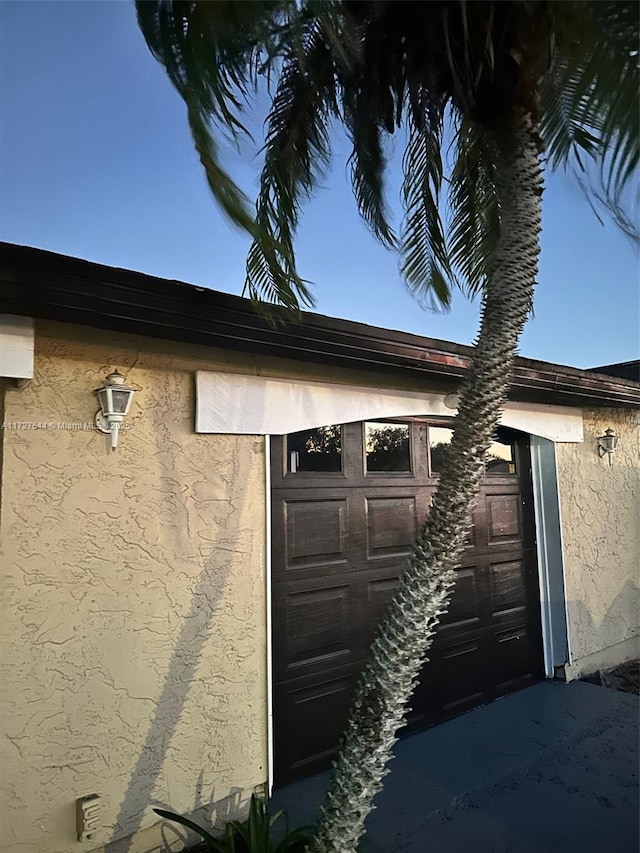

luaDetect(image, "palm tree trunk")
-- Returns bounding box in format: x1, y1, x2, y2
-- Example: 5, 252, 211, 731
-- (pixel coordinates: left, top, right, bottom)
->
309, 109, 544, 853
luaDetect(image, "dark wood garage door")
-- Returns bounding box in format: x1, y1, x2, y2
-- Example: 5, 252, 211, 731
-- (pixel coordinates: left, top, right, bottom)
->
271, 420, 544, 786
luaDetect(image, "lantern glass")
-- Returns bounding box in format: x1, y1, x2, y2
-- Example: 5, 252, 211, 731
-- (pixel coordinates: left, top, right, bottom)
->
600, 428, 618, 453
94, 370, 137, 451
597, 428, 619, 464
111, 388, 132, 415
97, 387, 112, 414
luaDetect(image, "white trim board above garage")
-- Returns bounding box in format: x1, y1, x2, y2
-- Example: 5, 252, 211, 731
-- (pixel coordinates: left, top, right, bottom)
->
195, 371, 584, 443
0, 315, 34, 379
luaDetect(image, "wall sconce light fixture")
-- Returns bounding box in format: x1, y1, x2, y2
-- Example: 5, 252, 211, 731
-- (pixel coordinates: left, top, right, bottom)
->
94, 370, 137, 452
597, 428, 619, 465
443, 392, 460, 411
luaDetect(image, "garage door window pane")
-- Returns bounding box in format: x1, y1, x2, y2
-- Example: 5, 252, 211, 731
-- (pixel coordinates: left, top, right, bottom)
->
287, 425, 342, 472
486, 437, 516, 475
365, 423, 411, 472
429, 426, 453, 474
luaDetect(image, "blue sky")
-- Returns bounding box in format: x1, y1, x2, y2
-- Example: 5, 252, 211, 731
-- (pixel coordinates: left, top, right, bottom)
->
1, 1, 638, 369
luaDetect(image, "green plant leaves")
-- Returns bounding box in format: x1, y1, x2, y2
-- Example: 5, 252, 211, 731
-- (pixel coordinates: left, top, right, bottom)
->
153, 807, 225, 850
153, 795, 313, 852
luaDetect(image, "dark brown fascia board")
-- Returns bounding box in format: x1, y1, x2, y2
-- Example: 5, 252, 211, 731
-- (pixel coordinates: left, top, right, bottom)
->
587, 361, 640, 383
1, 241, 638, 410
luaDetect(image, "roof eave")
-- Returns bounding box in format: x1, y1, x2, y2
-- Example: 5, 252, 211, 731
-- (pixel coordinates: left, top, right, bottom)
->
1, 242, 638, 410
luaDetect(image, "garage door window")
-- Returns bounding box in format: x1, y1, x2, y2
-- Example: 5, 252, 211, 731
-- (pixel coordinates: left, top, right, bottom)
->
428, 426, 453, 474
429, 425, 517, 476
287, 425, 342, 472
365, 422, 411, 472
486, 435, 516, 475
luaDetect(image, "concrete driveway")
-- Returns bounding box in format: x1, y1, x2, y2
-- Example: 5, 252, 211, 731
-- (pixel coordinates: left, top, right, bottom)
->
270, 680, 639, 852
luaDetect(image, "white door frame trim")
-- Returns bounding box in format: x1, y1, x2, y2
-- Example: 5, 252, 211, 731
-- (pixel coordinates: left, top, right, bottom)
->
530, 436, 571, 676
264, 435, 275, 795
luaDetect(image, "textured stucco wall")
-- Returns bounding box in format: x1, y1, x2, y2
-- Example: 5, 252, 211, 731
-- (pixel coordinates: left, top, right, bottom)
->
556, 408, 640, 679
2, 318, 637, 848
0, 322, 268, 853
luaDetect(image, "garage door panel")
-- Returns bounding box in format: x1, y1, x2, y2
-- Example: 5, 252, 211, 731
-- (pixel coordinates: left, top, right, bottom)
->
283, 585, 352, 669
272, 580, 362, 682
494, 619, 529, 643
455, 546, 494, 567
283, 498, 348, 571
438, 566, 481, 627
485, 494, 522, 543
430, 624, 486, 673
495, 672, 538, 697
436, 616, 483, 643
366, 575, 401, 627
365, 495, 417, 559
409, 640, 491, 726
493, 634, 541, 693
439, 635, 483, 661
470, 539, 525, 555
365, 574, 487, 652
491, 603, 534, 641
440, 691, 487, 715
489, 559, 528, 614
482, 478, 522, 491
490, 603, 541, 686
273, 672, 357, 779
465, 524, 478, 548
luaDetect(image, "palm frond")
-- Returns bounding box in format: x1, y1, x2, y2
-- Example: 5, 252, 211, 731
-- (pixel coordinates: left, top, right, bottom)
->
543, 1, 639, 207
447, 116, 501, 298
335, 3, 398, 249
593, 182, 639, 246
244, 17, 337, 307
138, 0, 639, 314
582, 0, 639, 193
136, 1, 291, 233
400, 99, 453, 310
540, 60, 601, 174
344, 96, 396, 249
185, 103, 255, 233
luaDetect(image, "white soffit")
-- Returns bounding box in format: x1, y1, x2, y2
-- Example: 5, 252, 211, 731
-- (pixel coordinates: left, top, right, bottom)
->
0, 315, 34, 379
500, 401, 583, 443
195, 371, 584, 443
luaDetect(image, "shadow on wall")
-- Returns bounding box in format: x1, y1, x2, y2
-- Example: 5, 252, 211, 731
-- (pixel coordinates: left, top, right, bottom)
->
566, 580, 640, 671
104, 439, 260, 853
156, 782, 245, 853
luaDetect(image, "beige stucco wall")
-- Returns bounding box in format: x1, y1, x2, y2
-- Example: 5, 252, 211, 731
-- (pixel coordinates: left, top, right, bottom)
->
0, 322, 270, 853
2, 317, 638, 849
556, 408, 640, 680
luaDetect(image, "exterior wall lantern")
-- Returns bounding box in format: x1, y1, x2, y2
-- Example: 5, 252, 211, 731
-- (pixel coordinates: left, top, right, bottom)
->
94, 370, 137, 451
597, 428, 619, 465
443, 392, 460, 411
